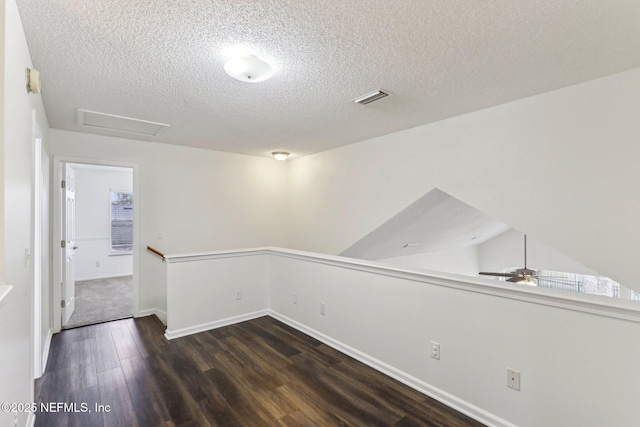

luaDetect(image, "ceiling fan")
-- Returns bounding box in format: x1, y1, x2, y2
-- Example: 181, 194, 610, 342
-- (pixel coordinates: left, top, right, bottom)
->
479, 234, 549, 285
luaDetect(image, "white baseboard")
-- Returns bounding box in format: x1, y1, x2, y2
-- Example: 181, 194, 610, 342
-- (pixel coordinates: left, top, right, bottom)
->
41, 329, 53, 375
76, 273, 133, 281
164, 309, 270, 340
268, 310, 513, 427
137, 309, 167, 325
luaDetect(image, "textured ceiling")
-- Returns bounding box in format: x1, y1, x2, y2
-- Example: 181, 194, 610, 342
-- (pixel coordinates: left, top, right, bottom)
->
16, 0, 640, 158
340, 188, 510, 260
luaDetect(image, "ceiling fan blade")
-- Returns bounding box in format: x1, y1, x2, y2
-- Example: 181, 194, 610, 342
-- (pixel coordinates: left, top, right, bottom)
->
479, 272, 517, 278
507, 276, 524, 283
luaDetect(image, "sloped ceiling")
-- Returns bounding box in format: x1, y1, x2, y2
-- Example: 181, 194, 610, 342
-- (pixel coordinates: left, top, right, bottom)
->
16, 0, 640, 158
340, 188, 510, 260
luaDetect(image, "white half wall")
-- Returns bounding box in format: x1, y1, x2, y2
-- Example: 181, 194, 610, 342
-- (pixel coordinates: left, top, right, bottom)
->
73, 165, 133, 280
163, 248, 640, 427
40, 145, 51, 372
286, 67, 640, 292
269, 252, 640, 427
165, 251, 269, 338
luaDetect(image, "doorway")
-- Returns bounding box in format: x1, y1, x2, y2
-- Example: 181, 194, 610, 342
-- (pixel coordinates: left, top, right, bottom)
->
52, 157, 140, 332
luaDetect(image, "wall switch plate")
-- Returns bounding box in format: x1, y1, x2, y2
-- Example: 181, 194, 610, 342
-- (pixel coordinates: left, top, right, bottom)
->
430, 341, 440, 360
507, 368, 521, 391
293, 293, 298, 304
96, 261, 100, 267
236, 290, 242, 300
320, 302, 326, 315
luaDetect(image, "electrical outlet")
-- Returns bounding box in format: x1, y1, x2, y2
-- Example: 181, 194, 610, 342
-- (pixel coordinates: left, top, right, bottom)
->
507, 368, 521, 391
320, 302, 326, 315
236, 290, 242, 300
293, 293, 298, 304
430, 341, 440, 360
156, 230, 163, 239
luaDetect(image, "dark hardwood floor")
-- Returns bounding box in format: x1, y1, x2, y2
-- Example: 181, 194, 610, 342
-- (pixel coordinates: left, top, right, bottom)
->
35, 316, 485, 426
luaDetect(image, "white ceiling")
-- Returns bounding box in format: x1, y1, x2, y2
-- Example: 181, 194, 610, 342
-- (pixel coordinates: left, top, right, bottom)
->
16, 0, 640, 158
340, 188, 510, 260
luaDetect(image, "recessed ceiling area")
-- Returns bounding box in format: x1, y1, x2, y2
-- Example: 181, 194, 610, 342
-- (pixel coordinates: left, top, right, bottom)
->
339, 188, 510, 261
16, 0, 640, 158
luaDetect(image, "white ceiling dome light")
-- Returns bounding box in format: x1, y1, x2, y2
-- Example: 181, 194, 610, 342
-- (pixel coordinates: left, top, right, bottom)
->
272, 151, 289, 161
224, 56, 274, 83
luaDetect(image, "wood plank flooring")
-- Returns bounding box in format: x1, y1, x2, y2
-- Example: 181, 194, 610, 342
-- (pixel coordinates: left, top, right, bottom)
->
35, 316, 485, 426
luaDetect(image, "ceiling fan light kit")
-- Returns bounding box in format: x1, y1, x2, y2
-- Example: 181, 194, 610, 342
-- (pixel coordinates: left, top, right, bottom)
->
479, 234, 540, 284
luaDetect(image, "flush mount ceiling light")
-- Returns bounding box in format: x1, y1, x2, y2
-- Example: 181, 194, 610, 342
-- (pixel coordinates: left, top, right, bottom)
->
272, 152, 289, 161
224, 56, 273, 83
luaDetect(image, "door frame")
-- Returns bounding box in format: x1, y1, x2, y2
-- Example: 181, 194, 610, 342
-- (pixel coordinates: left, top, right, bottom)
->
61, 163, 77, 326
31, 111, 43, 379
52, 155, 140, 333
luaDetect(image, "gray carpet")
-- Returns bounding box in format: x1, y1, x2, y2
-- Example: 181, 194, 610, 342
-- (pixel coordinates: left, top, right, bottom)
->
64, 276, 133, 329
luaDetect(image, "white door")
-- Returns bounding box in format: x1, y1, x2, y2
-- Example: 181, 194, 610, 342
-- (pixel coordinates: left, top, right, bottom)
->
61, 164, 77, 326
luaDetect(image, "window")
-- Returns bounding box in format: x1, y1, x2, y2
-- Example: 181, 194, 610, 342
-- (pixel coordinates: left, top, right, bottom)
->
110, 191, 133, 254
533, 270, 620, 298
498, 267, 636, 301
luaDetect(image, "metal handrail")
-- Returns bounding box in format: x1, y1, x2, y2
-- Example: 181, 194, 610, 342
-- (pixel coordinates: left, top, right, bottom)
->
536, 277, 582, 293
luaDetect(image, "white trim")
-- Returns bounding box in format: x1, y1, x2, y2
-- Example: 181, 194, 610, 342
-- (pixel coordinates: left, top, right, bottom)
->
164, 248, 270, 263
75, 273, 133, 282
27, 412, 36, 427
164, 309, 269, 340
162, 247, 640, 324
31, 113, 43, 385
108, 251, 133, 257
41, 329, 53, 376
268, 310, 513, 427
137, 309, 167, 325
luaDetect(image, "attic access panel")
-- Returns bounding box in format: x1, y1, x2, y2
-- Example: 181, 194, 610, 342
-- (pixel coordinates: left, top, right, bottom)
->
77, 109, 170, 136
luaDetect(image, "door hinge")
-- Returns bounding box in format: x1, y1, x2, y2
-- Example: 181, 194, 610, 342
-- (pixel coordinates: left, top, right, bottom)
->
61, 300, 66, 308
61, 180, 66, 189
61, 240, 66, 248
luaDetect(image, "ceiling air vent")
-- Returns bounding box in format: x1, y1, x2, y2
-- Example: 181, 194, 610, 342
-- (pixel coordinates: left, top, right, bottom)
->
354, 89, 390, 105
77, 109, 170, 136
